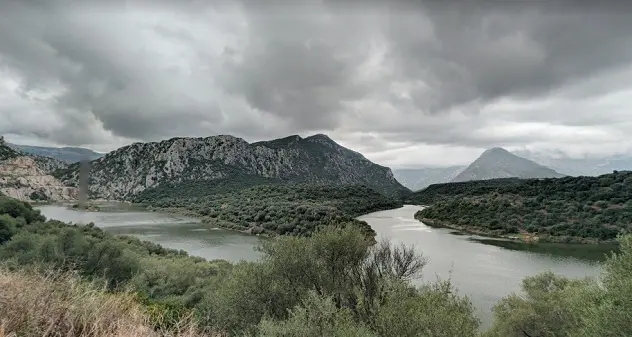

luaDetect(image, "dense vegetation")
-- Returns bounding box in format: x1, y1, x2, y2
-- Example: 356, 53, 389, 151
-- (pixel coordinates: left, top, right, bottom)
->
2, 196, 632, 336
1, 196, 479, 336
409, 171, 632, 243
133, 183, 403, 237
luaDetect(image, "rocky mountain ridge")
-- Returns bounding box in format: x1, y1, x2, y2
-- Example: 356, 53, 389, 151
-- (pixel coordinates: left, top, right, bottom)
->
0, 137, 79, 202
452, 147, 565, 182
57, 134, 409, 200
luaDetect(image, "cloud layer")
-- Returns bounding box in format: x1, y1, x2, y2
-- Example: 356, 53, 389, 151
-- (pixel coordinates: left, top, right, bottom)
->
1, 0, 632, 167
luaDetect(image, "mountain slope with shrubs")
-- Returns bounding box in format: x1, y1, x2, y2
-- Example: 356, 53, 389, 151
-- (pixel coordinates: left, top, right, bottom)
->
410, 171, 632, 243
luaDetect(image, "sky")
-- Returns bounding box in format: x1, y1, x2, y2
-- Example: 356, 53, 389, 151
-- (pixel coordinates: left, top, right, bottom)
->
1, 0, 632, 169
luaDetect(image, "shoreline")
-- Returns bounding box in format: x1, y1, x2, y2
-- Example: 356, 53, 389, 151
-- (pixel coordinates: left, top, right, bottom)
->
41, 200, 616, 246
414, 215, 617, 245
148, 205, 379, 243
146, 205, 278, 238
51, 201, 383, 241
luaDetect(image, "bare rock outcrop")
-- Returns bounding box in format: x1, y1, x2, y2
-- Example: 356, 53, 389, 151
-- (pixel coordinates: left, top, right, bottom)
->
0, 139, 79, 202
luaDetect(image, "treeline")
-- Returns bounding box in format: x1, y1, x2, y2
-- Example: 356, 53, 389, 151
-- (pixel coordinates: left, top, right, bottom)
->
2, 196, 632, 336
409, 171, 632, 242
133, 183, 403, 237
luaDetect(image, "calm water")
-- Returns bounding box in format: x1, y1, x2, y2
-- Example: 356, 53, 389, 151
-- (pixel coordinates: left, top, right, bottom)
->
358, 205, 608, 328
36, 203, 263, 262
37, 203, 609, 329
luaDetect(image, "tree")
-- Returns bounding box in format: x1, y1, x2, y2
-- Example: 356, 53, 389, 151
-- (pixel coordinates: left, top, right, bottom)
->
254, 291, 376, 337
0, 214, 17, 243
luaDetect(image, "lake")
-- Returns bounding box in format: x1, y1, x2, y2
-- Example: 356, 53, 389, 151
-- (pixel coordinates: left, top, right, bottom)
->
36, 203, 263, 262
36, 203, 609, 329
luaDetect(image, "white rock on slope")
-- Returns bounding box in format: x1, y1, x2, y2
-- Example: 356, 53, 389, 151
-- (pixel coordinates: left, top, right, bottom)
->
0, 156, 79, 202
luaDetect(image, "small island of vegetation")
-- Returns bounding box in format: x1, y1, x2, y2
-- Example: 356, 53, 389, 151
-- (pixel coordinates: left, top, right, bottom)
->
133, 181, 402, 238
408, 171, 632, 243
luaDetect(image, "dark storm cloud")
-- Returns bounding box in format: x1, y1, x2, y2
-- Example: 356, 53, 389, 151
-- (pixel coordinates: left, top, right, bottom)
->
382, 2, 632, 113
0, 0, 631, 165
0, 0, 235, 144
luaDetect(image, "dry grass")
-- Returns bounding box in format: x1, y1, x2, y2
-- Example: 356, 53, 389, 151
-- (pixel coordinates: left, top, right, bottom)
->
0, 267, 219, 337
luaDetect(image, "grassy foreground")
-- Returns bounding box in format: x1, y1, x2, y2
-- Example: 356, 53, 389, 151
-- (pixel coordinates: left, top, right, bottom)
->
0, 267, 210, 337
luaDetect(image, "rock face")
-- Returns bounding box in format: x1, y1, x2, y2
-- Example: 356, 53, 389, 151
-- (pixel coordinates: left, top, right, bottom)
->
0, 156, 79, 202
451, 147, 566, 183
31, 155, 69, 174
0, 137, 79, 202
57, 134, 409, 200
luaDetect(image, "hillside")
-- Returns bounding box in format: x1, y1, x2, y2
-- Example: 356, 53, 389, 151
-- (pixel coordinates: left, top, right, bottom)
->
410, 171, 632, 243
0, 137, 78, 202
394, 166, 465, 191
8, 143, 104, 163
451, 147, 565, 182
134, 183, 402, 237
56, 134, 409, 200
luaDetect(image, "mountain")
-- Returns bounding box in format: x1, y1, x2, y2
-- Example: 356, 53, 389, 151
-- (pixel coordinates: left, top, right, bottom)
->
512, 149, 632, 176
393, 166, 466, 191
8, 143, 104, 163
56, 134, 409, 200
451, 147, 565, 183
0, 137, 78, 202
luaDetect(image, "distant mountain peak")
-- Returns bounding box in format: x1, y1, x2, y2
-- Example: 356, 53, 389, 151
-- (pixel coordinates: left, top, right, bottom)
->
482, 147, 510, 155
7, 143, 104, 163
451, 147, 565, 183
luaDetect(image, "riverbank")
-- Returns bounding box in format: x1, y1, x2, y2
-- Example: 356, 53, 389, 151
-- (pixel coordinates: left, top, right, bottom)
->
145, 205, 277, 238
414, 213, 618, 245
35, 202, 609, 331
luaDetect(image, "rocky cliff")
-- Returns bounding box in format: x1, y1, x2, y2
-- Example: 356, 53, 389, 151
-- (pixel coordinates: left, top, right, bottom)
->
0, 137, 79, 202
57, 134, 409, 200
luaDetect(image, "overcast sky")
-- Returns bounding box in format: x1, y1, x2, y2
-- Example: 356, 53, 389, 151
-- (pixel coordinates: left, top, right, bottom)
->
1, 1, 632, 168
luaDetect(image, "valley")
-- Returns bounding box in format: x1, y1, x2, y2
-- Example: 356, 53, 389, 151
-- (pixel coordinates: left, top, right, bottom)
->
3, 4, 632, 335
4, 133, 631, 244
1, 133, 631, 336
34, 202, 605, 331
